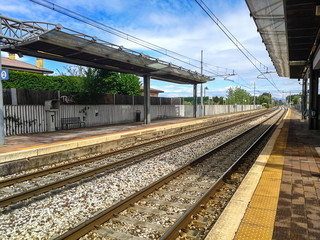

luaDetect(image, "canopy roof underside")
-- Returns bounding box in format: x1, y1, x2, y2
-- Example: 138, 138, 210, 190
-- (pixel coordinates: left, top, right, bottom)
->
246, 0, 320, 79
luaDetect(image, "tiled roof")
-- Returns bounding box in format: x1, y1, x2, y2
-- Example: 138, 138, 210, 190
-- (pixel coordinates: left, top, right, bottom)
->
140, 86, 164, 93
1, 57, 53, 74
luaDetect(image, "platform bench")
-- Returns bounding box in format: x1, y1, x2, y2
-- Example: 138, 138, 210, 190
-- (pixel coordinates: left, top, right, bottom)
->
61, 117, 85, 130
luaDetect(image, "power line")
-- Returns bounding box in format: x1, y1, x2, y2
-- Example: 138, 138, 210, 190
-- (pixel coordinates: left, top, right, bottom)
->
194, 0, 282, 93
198, 0, 268, 72
30, 0, 234, 77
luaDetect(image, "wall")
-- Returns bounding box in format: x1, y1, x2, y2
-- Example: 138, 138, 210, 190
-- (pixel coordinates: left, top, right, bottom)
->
4, 105, 46, 135
4, 104, 261, 136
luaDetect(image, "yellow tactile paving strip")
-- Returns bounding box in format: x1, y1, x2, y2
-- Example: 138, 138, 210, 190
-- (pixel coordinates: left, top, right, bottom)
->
234, 110, 290, 240
205, 110, 290, 240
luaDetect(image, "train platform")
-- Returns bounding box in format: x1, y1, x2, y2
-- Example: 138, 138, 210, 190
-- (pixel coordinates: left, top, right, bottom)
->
0, 117, 197, 164
0, 111, 260, 174
206, 109, 320, 240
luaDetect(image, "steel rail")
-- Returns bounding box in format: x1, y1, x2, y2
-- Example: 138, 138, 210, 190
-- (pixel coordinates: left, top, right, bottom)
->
0, 110, 271, 208
54, 108, 283, 240
161, 108, 286, 239
0, 110, 268, 189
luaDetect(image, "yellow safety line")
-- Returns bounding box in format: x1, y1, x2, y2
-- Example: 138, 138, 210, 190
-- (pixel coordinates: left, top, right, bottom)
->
234, 109, 290, 240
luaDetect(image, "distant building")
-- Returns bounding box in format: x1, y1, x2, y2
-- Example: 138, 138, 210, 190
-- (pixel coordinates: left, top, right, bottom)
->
2, 54, 53, 75
140, 86, 164, 97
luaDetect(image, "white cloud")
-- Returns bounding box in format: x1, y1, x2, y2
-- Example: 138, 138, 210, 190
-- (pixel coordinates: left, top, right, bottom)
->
0, 0, 300, 98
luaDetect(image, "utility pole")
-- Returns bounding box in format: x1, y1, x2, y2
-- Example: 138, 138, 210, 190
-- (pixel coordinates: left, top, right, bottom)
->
253, 81, 256, 106
289, 91, 291, 108
200, 50, 204, 116
0, 17, 5, 144
269, 92, 271, 105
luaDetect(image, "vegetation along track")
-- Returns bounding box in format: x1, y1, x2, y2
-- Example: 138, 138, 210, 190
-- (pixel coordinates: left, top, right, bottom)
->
0, 110, 271, 208
54, 108, 285, 239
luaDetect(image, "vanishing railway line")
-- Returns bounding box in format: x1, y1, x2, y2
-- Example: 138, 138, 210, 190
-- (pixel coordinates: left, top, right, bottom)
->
0, 108, 285, 239
55, 108, 285, 239
0, 110, 269, 208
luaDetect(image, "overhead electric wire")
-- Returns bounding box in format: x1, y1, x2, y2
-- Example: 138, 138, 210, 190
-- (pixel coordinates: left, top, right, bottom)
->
199, 0, 268, 72
30, 0, 234, 77
194, 0, 282, 93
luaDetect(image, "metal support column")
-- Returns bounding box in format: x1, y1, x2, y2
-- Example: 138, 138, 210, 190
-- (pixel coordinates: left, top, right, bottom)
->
309, 68, 319, 130
143, 74, 151, 124
200, 84, 203, 116
200, 50, 203, 116
301, 76, 307, 119
193, 84, 197, 118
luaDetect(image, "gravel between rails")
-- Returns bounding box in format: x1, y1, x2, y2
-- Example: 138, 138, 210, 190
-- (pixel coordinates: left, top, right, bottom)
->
0, 111, 261, 182
0, 112, 257, 199
0, 111, 266, 201
81, 109, 284, 239
0, 110, 277, 239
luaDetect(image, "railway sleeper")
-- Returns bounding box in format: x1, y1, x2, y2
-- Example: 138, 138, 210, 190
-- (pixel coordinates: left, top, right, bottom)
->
179, 229, 202, 239
154, 190, 200, 201
128, 205, 181, 219
146, 198, 191, 210
158, 186, 206, 197
192, 216, 212, 227
164, 180, 212, 190
93, 226, 144, 240
165, 180, 212, 189
110, 215, 168, 233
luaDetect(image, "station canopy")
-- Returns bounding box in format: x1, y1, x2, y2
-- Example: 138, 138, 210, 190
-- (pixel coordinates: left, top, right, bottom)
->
245, 0, 320, 79
0, 15, 214, 84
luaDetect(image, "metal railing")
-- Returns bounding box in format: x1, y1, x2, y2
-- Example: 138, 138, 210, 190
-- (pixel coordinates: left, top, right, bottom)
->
0, 14, 214, 81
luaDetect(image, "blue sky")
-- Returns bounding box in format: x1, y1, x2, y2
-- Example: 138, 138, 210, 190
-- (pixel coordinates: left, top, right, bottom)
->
1, 0, 302, 99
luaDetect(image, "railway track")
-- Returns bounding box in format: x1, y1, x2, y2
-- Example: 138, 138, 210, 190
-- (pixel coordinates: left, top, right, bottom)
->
1, 110, 267, 186
0, 109, 271, 208
54, 108, 285, 240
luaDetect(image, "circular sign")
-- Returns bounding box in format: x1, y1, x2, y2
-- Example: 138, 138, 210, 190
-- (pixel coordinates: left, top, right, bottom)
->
1, 71, 6, 80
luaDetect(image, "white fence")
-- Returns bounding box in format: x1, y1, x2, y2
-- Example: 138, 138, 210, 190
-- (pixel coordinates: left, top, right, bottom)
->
4, 104, 261, 136
4, 105, 46, 136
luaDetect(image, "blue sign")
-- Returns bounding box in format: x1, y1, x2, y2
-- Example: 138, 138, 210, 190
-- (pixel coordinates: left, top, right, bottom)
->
0, 69, 9, 80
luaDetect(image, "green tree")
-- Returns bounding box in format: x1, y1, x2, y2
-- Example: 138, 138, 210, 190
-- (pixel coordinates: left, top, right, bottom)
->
213, 96, 223, 104
80, 68, 141, 103
82, 68, 142, 96
286, 94, 301, 104
82, 68, 115, 95
226, 87, 251, 104
104, 73, 141, 95
183, 96, 223, 105
257, 93, 271, 105
3, 70, 84, 92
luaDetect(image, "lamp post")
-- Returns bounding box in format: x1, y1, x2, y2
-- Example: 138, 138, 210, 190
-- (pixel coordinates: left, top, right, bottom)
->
204, 86, 208, 98
204, 86, 208, 116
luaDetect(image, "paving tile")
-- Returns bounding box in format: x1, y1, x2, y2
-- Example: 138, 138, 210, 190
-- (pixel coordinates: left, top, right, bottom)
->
307, 219, 320, 230
277, 198, 291, 207
290, 221, 308, 236
272, 111, 320, 239
272, 225, 290, 240
214, 110, 320, 240
289, 234, 309, 240
308, 229, 320, 240
304, 191, 317, 199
